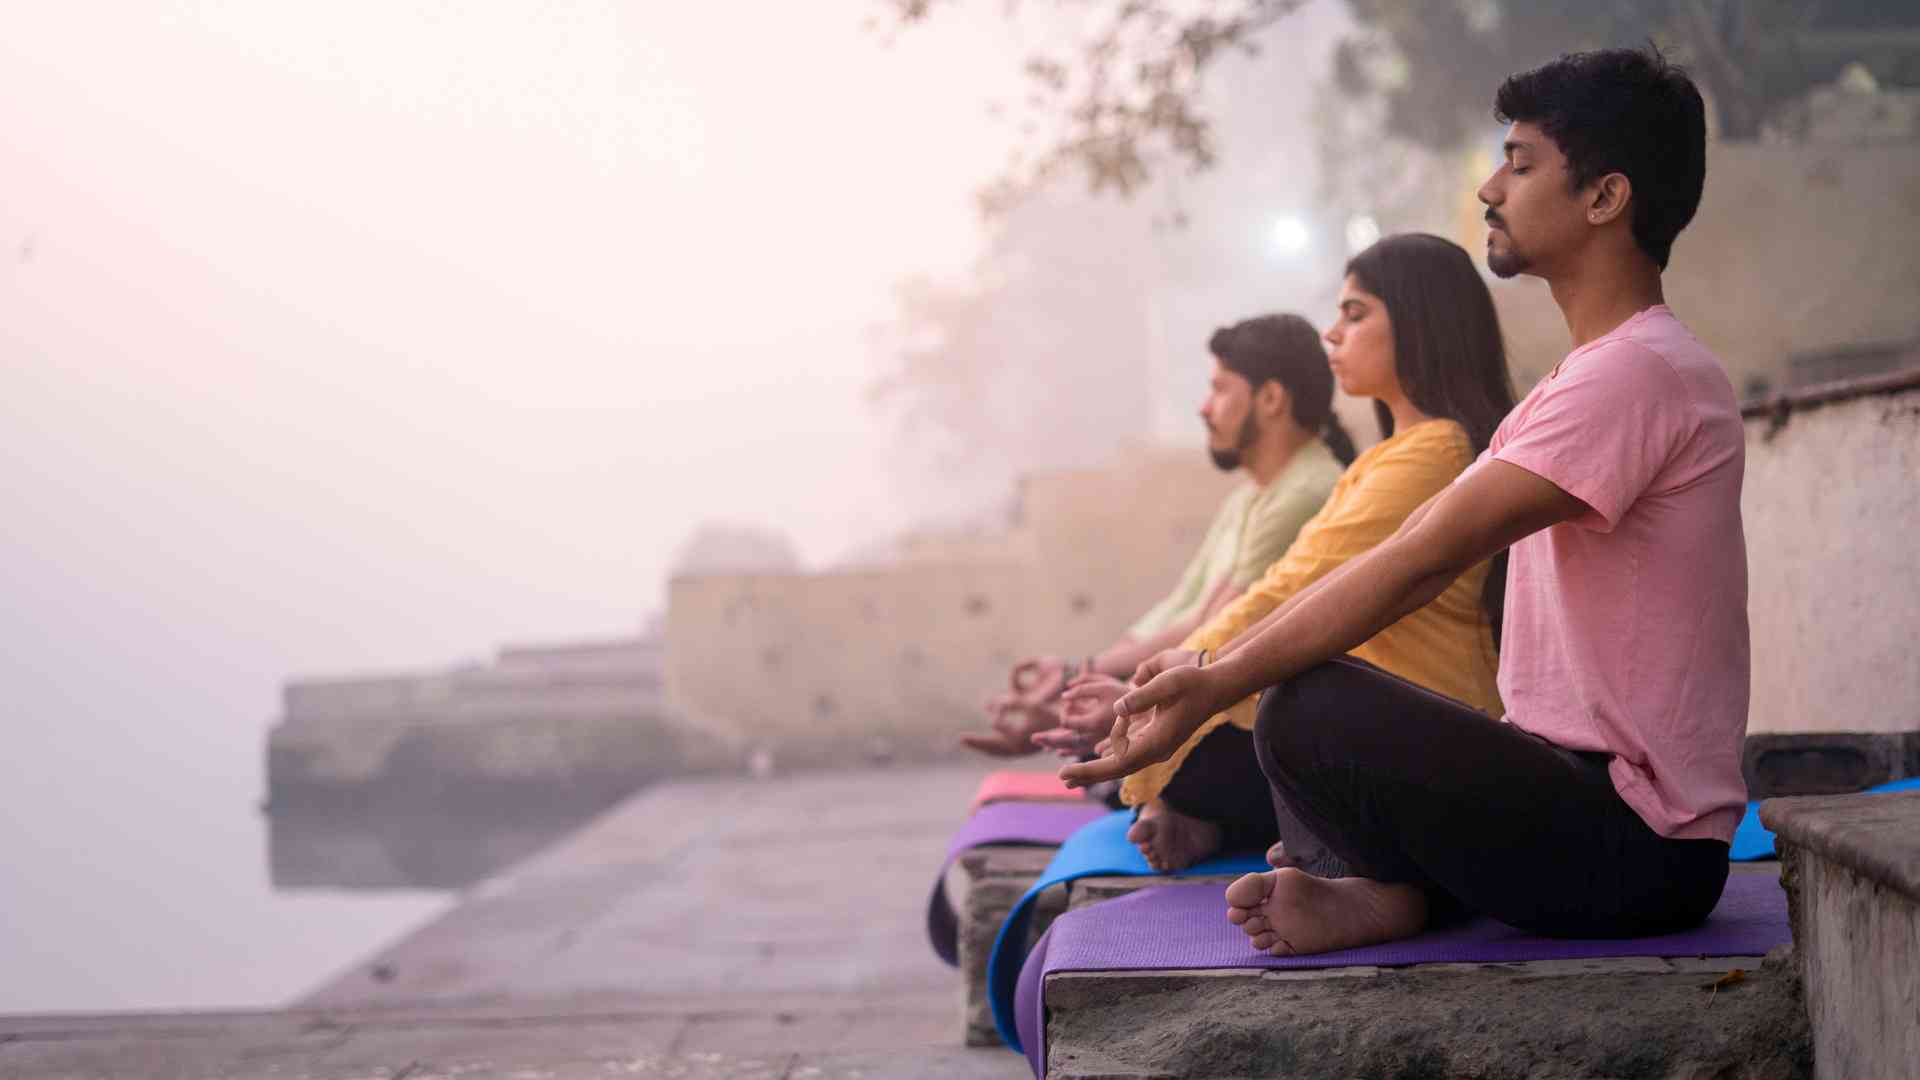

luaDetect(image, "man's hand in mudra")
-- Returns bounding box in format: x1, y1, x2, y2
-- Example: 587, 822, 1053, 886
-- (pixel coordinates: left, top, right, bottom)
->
1056, 661, 1227, 788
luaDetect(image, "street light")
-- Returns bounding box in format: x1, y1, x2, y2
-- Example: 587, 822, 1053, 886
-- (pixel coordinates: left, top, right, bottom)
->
1271, 215, 1310, 257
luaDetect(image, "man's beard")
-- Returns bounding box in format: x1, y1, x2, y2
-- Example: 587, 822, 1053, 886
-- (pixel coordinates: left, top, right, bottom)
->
1486, 220, 1529, 279
1487, 246, 1530, 278
1208, 410, 1260, 471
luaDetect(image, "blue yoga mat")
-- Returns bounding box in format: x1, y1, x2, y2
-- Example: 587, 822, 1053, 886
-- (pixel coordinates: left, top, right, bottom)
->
985, 809, 1268, 1051
1730, 776, 1920, 860
925, 800, 1109, 967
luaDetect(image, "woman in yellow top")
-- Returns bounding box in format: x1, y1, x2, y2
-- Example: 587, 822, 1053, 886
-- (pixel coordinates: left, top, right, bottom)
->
1042, 233, 1517, 871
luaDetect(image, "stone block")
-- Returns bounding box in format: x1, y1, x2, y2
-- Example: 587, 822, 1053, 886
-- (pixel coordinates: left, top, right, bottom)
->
1044, 952, 1807, 1079
1069, 874, 1247, 910
953, 845, 1058, 1046
1762, 789, 1920, 1080
1744, 731, 1920, 798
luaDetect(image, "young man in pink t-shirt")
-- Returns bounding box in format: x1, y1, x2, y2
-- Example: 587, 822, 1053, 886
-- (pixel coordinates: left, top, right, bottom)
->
1059, 46, 1747, 951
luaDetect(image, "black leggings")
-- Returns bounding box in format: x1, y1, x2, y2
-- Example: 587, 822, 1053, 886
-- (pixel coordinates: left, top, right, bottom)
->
1158, 725, 1280, 853
1254, 656, 1729, 937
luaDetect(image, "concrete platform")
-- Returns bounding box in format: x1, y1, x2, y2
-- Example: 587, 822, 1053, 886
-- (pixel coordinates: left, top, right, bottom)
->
1040, 865, 1810, 1079
0, 991, 1021, 1079
0, 762, 1032, 1080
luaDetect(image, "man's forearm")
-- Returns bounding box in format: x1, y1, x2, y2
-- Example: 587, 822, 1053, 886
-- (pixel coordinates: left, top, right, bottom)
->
1215, 559, 1348, 661
1209, 538, 1465, 704
1207, 464, 1579, 704
1214, 491, 1443, 662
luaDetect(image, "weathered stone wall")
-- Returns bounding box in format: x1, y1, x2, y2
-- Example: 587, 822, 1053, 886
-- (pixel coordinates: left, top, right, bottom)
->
1743, 375, 1920, 736
663, 445, 1238, 763
667, 379, 1920, 761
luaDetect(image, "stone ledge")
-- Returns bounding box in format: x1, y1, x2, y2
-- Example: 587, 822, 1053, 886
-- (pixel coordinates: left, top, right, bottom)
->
1044, 952, 1806, 1079
1743, 731, 1920, 798
1068, 874, 1247, 909
1759, 789, 1920, 900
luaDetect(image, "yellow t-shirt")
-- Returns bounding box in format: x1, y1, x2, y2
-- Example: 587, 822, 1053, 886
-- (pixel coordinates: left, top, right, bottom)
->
1121, 419, 1503, 807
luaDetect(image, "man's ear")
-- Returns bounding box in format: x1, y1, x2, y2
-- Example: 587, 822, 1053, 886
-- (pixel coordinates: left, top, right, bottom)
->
1257, 380, 1290, 421
1587, 172, 1632, 228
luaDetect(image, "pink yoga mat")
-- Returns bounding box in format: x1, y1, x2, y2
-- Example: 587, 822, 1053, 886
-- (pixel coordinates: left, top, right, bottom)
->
969, 770, 1085, 813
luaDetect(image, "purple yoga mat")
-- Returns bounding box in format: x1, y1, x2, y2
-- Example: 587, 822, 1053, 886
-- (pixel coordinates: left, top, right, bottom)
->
926, 799, 1108, 966
1016, 872, 1789, 1076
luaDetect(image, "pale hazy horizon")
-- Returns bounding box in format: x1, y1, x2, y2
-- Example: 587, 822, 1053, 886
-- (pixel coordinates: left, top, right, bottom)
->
0, 1, 1348, 1012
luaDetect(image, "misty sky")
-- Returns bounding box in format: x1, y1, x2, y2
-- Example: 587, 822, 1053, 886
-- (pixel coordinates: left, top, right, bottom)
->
0, 2, 1351, 1011
0, 0, 1051, 1012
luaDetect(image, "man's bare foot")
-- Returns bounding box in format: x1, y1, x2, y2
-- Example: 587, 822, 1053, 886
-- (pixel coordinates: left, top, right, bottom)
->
1223, 868, 1427, 956
1125, 800, 1222, 872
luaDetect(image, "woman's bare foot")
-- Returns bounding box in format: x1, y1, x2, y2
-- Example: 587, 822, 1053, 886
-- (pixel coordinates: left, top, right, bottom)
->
1265, 840, 1304, 869
1223, 868, 1427, 956
1125, 799, 1222, 872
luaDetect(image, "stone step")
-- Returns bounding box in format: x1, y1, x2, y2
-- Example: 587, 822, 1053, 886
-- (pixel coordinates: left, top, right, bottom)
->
951, 845, 1058, 1047
1043, 952, 1802, 1079
946, 851, 1245, 1049
1040, 865, 1807, 1079
1761, 788, 1920, 1080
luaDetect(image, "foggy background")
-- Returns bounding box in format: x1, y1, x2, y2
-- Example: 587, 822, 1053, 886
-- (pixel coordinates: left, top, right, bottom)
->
0, 2, 1342, 1012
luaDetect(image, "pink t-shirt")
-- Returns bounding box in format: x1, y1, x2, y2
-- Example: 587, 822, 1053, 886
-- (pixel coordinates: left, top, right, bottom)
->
1485, 305, 1749, 843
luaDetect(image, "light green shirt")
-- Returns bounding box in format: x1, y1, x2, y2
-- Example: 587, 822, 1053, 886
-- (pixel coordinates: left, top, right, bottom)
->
1127, 440, 1344, 639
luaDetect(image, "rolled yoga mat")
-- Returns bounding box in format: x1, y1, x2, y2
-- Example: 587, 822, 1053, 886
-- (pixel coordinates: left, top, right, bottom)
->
1014, 870, 1793, 1076
926, 799, 1109, 966
969, 769, 1086, 813
985, 809, 1269, 1049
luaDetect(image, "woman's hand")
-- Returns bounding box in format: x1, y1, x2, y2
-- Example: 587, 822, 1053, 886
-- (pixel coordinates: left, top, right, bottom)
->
1131, 648, 1200, 687
1056, 663, 1231, 788
1032, 673, 1128, 758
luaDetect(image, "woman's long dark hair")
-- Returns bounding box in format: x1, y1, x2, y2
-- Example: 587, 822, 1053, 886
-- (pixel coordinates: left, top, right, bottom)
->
1346, 233, 1518, 645
1208, 313, 1357, 466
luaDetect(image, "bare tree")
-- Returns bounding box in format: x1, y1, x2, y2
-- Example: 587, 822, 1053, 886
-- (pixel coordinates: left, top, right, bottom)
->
882, 0, 1918, 211
866, 194, 1159, 522
881, 0, 1307, 213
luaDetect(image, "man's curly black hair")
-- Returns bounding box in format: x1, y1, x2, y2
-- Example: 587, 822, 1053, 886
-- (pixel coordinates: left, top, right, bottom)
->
1494, 46, 1707, 270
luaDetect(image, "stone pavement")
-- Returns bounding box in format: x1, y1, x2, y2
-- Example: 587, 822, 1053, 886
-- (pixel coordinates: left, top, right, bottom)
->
0, 763, 1033, 1079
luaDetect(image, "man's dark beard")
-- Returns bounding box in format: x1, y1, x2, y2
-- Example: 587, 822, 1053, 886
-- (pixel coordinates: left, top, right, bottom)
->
1487, 247, 1529, 278
1208, 410, 1260, 471
1486, 215, 1528, 278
